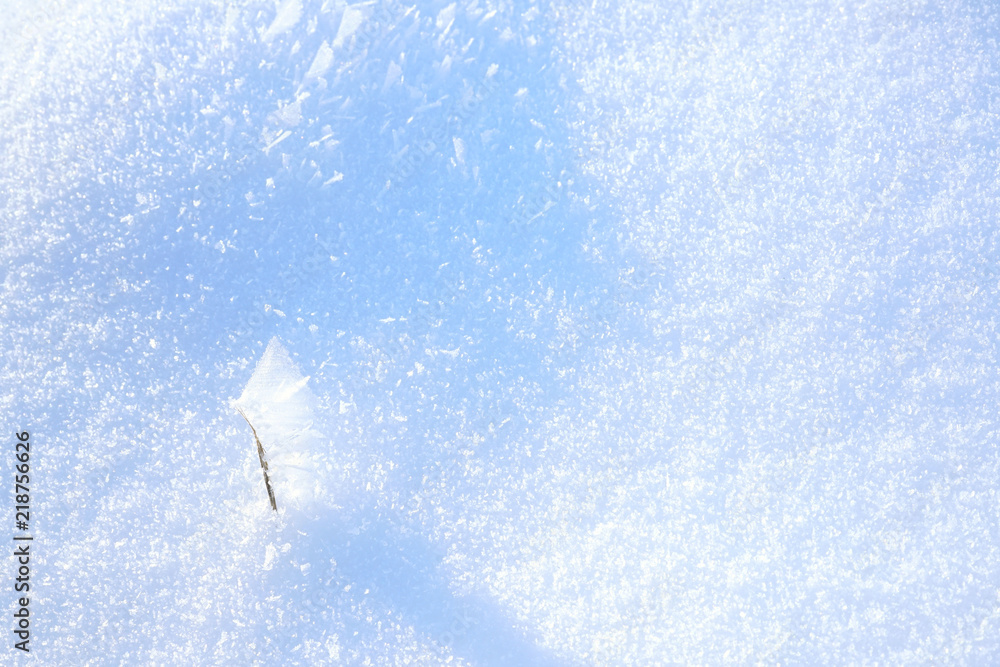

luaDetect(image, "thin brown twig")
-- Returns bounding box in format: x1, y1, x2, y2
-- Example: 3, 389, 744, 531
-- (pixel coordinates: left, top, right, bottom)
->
236, 407, 278, 511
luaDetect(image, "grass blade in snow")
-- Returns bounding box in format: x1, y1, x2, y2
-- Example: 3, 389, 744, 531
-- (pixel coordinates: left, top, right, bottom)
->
232, 337, 328, 513
236, 407, 278, 511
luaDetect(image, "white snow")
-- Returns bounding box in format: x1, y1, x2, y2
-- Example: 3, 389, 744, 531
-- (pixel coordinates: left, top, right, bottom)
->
1, 0, 999, 664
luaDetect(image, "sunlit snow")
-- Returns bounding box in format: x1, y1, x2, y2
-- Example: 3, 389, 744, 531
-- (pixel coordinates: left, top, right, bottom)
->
1, 0, 998, 664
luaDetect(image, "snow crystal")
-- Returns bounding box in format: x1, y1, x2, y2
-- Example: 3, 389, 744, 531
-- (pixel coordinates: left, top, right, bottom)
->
332, 5, 365, 49
304, 40, 334, 82
261, 0, 303, 43
233, 337, 331, 514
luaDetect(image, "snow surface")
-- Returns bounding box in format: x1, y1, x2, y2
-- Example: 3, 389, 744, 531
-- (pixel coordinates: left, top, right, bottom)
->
1, 0, 999, 664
